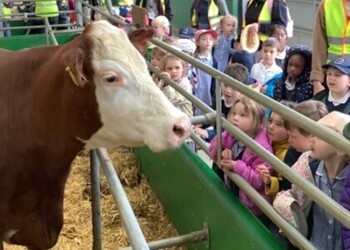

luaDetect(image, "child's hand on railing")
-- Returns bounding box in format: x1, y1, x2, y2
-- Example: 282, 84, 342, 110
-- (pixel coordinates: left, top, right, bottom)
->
256, 165, 271, 184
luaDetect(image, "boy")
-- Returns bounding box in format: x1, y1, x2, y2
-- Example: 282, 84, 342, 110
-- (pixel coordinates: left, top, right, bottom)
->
274, 111, 350, 250
250, 37, 282, 88
313, 57, 350, 114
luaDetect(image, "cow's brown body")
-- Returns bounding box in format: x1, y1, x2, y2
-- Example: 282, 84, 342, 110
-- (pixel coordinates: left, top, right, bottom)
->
0, 21, 190, 249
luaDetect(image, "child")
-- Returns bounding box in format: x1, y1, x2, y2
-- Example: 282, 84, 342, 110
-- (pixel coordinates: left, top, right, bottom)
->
283, 100, 329, 167
314, 57, 350, 114
209, 96, 273, 221
193, 63, 248, 142
268, 24, 290, 68
194, 29, 218, 116
250, 37, 282, 88
173, 38, 197, 92
150, 46, 167, 82
257, 101, 297, 197
178, 26, 195, 41
159, 54, 193, 117
273, 45, 313, 103
151, 15, 170, 40
213, 15, 237, 72
274, 111, 350, 250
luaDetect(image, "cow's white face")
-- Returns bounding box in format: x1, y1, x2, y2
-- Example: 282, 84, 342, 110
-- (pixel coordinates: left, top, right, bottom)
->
83, 21, 191, 152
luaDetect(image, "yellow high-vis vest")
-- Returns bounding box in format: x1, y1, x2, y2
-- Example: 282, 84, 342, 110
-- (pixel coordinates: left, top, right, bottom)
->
192, 0, 221, 29
245, 0, 271, 42
1, 4, 11, 19
324, 0, 350, 61
35, 0, 59, 18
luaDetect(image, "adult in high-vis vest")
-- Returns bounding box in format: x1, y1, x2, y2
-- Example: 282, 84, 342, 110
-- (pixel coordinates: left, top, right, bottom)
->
32, 0, 59, 34
190, 0, 229, 30
1, 2, 12, 37
244, 0, 287, 44
135, 0, 173, 22
311, 0, 350, 95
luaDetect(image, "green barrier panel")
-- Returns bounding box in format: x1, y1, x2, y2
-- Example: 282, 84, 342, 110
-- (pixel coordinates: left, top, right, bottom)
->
0, 33, 77, 51
134, 146, 284, 250
8, 20, 27, 36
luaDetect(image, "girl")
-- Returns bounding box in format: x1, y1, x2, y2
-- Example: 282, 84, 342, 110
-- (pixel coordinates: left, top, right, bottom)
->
257, 101, 296, 197
209, 96, 273, 220
151, 15, 170, 41
150, 47, 167, 83
194, 29, 218, 116
273, 45, 313, 103
159, 54, 193, 117
213, 15, 237, 72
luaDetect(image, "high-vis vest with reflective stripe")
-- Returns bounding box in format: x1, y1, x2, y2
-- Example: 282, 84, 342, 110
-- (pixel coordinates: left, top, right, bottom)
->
246, 0, 271, 42
1, 4, 11, 19
192, 0, 221, 29
35, 0, 59, 18
324, 0, 350, 61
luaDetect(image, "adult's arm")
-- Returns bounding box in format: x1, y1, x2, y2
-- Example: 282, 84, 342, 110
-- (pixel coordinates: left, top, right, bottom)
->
310, 0, 327, 94
217, 0, 229, 16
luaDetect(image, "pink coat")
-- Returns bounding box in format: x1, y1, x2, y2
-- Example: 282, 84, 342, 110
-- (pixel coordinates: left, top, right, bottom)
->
209, 128, 273, 215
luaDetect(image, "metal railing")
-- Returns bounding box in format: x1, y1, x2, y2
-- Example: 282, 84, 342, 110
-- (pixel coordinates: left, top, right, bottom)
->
2, 2, 350, 249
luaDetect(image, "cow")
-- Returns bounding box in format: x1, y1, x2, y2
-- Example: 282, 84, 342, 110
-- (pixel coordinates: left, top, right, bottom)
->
0, 20, 191, 249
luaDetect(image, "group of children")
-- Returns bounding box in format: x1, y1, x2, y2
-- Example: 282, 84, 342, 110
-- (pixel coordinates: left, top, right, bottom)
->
126, 11, 350, 249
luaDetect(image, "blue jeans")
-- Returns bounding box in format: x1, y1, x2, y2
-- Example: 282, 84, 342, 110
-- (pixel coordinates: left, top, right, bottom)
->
2, 21, 11, 37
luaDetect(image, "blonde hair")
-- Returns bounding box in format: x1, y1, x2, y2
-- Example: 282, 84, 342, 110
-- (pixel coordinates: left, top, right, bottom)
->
262, 37, 280, 50
152, 15, 170, 30
229, 96, 266, 135
220, 15, 238, 37
160, 54, 187, 78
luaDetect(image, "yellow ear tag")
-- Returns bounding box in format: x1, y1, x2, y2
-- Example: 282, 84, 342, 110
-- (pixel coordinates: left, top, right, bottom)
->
65, 66, 79, 86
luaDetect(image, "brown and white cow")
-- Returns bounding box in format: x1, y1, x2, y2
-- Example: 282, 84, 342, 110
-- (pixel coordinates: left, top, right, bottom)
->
0, 20, 190, 249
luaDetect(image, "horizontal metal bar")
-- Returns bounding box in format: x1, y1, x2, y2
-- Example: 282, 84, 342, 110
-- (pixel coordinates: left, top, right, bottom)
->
190, 112, 217, 125
119, 226, 208, 250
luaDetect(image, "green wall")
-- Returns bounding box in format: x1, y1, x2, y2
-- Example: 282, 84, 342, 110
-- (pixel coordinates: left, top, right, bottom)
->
134, 146, 284, 250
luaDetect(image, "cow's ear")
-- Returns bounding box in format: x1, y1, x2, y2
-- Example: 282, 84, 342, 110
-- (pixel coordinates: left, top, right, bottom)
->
73, 48, 89, 87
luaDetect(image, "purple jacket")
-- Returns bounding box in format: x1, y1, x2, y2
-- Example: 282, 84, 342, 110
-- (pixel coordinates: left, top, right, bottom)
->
341, 170, 350, 249
209, 128, 273, 215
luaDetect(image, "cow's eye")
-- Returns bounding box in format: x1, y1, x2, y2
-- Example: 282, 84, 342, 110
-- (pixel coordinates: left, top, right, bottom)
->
106, 76, 117, 83
102, 72, 122, 86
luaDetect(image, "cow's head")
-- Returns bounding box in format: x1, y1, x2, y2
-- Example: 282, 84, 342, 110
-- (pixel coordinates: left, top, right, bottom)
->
75, 21, 191, 152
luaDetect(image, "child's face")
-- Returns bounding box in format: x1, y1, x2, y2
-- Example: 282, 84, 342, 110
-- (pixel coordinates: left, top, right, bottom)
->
222, 83, 240, 105
310, 133, 337, 161
228, 102, 256, 137
197, 34, 214, 51
152, 21, 167, 39
326, 67, 350, 96
287, 127, 312, 152
287, 54, 305, 82
151, 53, 162, 68
261, 46, 278, 65
165, 58, 184, 82
221, 18, 235, 36
272, 28, 287, 47
267, 112, 289, 142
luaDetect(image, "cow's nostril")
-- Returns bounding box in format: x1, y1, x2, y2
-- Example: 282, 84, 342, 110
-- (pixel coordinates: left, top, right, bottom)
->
173, 125, 185, 138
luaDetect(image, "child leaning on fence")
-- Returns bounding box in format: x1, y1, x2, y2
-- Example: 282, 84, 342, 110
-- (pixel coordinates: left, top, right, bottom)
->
209, 96, 273, 222
274, 111, 350, 250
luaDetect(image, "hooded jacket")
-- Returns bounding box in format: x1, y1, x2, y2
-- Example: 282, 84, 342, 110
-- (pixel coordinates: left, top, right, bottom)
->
273, 45, 313, 103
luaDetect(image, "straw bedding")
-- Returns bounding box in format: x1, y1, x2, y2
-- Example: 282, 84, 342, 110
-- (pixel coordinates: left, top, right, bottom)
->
4, 147, 182, 250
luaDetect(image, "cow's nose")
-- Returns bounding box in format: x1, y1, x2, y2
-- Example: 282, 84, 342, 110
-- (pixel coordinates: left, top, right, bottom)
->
172, 116, 191, 139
